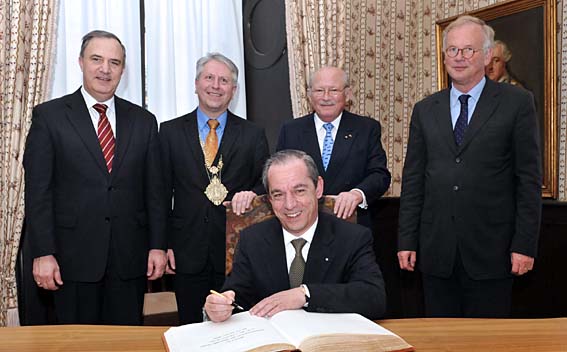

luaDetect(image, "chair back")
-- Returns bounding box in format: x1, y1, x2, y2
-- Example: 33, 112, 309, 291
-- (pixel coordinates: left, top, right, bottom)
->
225, 194, 356, 274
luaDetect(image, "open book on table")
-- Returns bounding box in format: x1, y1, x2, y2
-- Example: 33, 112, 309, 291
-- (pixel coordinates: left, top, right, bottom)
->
163, 309, 414, 352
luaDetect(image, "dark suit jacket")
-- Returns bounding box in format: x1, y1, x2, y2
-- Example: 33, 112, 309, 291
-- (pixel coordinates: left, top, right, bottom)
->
159, 110, 269, 274
276, 111, 391, 227
398, 79, 542, 280
23, 89, 166, 282
222, 212, 386, 320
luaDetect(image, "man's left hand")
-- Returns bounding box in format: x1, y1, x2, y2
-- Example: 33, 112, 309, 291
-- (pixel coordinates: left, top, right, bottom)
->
333, 190, 363, 219
147, 249, 167, 280
228, 191, 257, 216
510, 252, 534, 276
249, 287, 305, 318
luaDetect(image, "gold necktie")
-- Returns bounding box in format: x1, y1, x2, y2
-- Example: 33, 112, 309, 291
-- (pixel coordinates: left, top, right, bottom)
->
204, 119, 220, 166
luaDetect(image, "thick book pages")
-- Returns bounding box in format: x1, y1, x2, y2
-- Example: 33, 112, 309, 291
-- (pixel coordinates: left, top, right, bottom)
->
163, 310, 414, 352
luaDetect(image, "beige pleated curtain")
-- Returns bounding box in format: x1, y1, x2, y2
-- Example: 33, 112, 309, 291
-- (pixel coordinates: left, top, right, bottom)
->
0, 0, 57, 326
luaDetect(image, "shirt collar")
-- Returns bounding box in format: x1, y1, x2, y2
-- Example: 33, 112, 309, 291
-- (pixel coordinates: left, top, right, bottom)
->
314, 112, 342, 131
81, 86, 115, 114
282, 217, 318, 245
197, 107, 228, 133
450, 76, 486, 106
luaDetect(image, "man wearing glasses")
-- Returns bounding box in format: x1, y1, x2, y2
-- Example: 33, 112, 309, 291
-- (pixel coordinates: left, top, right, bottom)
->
398, 15, 541, 317
276, 66, 391, 230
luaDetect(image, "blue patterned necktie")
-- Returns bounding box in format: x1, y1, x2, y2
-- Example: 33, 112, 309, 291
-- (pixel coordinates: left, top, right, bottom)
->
321, 123, 334, 170
454, 94, 470, 146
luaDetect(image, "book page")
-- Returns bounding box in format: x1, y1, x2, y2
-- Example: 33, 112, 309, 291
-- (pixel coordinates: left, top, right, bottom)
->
298, 333, 414, 352
268, 310, 400, 347
163, 312, 294, 352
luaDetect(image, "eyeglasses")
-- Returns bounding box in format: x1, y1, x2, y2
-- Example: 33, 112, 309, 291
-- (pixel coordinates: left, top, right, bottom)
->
310, 87, 346, 97
445, 47, 481, 59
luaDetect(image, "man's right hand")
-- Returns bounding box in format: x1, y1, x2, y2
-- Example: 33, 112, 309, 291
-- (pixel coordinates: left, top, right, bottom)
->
397, 250, 417, 271
204, 290, 236, 323
33, 255, 63, 290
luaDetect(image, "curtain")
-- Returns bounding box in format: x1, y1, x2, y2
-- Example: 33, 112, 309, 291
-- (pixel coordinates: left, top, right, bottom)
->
0, 0, 58, 327
285, 0, 347, 117
144, 0, 247, 123
49, 0, 143, 105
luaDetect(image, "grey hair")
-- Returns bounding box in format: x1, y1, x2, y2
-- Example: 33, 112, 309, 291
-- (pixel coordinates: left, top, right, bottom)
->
307, 66, 349, 90
442, 15, 494, 53
494, 40, 512, 62
195, 52, 239, 84
80, 30, 126, 64
262, 149, 319, 192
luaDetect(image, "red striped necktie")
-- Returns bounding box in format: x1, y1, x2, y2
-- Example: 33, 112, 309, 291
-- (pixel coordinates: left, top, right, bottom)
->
93, 103, 115, 173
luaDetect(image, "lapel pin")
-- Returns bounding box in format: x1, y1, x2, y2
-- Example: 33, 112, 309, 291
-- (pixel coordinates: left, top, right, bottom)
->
325, 257, 329, 262
344, 134, 352, 139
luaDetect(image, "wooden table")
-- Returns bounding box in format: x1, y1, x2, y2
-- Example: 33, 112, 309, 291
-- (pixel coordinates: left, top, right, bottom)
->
0, 318, 565, 351
381, 318, 567, 351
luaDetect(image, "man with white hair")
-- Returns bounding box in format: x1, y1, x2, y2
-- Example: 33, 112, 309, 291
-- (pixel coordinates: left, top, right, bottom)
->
159, 53, 269, 324
398, 16, 541, 318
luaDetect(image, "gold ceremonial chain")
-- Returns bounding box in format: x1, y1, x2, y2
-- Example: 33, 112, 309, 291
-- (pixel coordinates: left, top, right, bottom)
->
204, 155, 228, 206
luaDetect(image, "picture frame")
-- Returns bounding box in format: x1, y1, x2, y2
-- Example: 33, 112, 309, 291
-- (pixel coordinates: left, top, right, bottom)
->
435, 0, 557, 198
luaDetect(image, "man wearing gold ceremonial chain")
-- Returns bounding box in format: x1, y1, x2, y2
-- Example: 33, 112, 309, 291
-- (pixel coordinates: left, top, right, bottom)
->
159, 53, 269, 324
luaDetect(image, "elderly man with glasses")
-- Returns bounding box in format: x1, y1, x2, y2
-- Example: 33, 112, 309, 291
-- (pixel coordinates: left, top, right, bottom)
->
398, 15, 541, 318
276, 66, 391, 231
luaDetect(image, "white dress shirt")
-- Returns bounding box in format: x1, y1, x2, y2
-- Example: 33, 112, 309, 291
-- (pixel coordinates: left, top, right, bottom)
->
312, 113, 368, 209
81, 87, 117, 136
282, 218, 318, 272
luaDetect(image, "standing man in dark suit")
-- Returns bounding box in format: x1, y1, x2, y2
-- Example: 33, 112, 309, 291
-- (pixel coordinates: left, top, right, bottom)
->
159, 53, 269, 324
24, 30, 167, 325
204, 150, 386, 322
398, 16, 542, 317
276, 66, 390, 228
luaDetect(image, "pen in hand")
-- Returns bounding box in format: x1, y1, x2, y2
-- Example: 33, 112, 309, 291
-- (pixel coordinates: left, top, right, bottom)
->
210, 290, 245, 311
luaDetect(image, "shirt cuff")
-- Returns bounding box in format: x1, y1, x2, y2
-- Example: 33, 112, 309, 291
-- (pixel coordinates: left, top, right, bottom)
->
351, 188, 368, 209
202, 306, 211, 321
300, 284, 310, 307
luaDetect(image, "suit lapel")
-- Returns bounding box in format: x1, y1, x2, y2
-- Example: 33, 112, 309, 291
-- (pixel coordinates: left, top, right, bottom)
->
261, 220, 291, 291
433, 90, 458, 154
301, 116, 326, 175
183, 110, 209, 183
325, 112, 356, 185
112, 97, 134, 176
64, 90, 109, 175
216, 112, 241, 166
458, 79, 500, 153
304, 214, 334, 283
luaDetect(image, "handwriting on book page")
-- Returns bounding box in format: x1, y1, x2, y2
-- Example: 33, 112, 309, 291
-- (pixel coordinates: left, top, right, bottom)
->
200, 327, 266, 349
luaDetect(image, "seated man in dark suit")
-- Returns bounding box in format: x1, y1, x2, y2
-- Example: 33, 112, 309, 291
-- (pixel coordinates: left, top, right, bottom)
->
204, 150, 386, 322
276, 66, 391, 229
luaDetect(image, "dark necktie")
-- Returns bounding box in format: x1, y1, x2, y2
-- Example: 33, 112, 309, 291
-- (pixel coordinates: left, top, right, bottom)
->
321, 123, 334, 170
93, 104, 115, 173
204, 119, 220, 166
289, 238, 307, 288
454, 94, 470, 146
